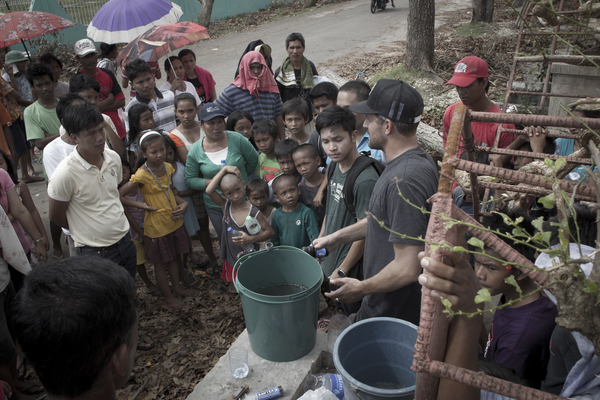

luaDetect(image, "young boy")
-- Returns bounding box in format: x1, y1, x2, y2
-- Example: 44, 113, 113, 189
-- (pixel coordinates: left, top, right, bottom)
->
293, 143, 325, 228
69, 74, 125, 157
318, 106, 379, 316
419, 213, 558, 393
282, 98, 310, 144
74, 39, 126, 140
205, 166, 274, 284
247, 179, 275, 224
2, 51, 33, 112
25, 62, 65, 259
124, 59, 177, 133
270, 174, 319, 248
252, 118, 281, 182
275, 138, 301, 182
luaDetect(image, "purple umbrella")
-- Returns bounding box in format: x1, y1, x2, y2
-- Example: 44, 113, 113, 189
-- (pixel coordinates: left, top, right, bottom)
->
87, 0, 183, 44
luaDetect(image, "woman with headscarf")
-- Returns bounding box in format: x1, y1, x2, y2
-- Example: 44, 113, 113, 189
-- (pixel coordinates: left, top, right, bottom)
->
214, 51, 285, 139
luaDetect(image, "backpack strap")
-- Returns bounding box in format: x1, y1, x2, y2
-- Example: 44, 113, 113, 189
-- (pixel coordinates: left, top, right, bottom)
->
344, 156, 385, 220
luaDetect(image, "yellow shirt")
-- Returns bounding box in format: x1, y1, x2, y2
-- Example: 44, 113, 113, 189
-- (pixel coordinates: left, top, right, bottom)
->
130, 162, 183, 239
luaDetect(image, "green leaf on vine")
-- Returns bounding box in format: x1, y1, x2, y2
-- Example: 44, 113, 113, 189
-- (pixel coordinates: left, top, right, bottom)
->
505, 275, 523, 296
554, 157, 566, 170
531, 216, 544, 232
474, 288, 493, 304
450, 246, 468, 253
468, 237, 485, 252
544, 158, 554, 168
538, 193, 556, 209
583, 279, 598, 295
440, 297, 453, 311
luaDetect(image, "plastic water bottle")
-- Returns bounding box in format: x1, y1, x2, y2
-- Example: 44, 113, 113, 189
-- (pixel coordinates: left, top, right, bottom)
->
248, 386, 284, 400
228, 227, 255, 254
245, 215, 262, 235
303, 373, 344, 399
220, 160, 226, 169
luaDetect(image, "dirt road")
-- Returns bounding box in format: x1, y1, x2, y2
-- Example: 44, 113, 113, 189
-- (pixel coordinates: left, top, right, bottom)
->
187, 0, 466, 91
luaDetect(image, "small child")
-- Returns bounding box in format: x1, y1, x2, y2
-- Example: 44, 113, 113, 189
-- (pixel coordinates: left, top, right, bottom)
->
270, 174, 319, 248
119, 131, 195, 309
205, 166, 274, 285
293, 143, 326, 228
252, 118, 281, 182
165, 137, 200, 277
269, 138, 301, 204
282, 98, 310, 144
118, 157, 158, 294
126, 103, 155, 169
246, 179, 275, 225
227, 109, 256, 150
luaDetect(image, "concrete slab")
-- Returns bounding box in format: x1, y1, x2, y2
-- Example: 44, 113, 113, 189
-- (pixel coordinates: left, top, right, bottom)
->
186, 330, 331, 400
549, 63, 600, 117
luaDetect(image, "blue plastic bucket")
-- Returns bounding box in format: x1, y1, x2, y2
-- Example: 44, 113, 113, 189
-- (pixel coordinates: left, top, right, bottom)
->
333, 317, 418, 399
233, 246, 323, 362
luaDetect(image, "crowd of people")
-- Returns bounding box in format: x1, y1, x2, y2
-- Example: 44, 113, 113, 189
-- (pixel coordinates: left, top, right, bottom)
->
0, 30, 597, 399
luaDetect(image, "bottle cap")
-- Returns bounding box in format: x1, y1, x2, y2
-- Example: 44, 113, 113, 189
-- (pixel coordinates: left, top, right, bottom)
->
246, 215, 252, 221
227, 227, 233, 232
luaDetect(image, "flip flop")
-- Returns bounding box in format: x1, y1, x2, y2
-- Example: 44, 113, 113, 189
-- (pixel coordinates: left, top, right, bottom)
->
317, 319, 330, 332
137, 335, 155, 351
144, 286, 159, 294
51, 251, 64, 260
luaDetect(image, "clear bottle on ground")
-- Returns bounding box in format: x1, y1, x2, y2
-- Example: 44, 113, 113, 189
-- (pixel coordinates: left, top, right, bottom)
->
303, 373, 344, 399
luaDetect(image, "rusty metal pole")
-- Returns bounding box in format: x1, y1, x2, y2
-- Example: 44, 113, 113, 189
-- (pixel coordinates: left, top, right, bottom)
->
413, 105, 467, 400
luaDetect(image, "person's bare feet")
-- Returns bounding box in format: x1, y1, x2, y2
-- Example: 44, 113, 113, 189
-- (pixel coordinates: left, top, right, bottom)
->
175, 288, 199, 297
163, 298, 188, 310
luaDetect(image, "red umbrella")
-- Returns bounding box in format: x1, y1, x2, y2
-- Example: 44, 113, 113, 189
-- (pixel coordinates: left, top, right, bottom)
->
116, 21, 209, 66
0, 11, 76, 50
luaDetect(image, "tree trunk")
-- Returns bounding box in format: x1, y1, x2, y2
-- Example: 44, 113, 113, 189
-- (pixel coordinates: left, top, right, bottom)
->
405, 0, 435, 71
472, 0, 494, 23
304, 0, 319, 7
198, 0, 215, 29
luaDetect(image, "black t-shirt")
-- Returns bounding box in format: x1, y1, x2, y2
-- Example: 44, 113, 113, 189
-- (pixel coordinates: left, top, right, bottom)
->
187, 77, 207, 103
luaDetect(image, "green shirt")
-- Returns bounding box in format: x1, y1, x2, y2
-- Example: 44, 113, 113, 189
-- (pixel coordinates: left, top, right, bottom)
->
270, 203, 319, 248
255, 153, 281, 181
321, 163, 378, 277
24, 100, 61, 143
184, 131, 259, 210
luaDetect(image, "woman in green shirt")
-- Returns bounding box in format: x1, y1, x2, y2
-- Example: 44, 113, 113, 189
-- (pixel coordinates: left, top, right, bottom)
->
185, 103, 258, 239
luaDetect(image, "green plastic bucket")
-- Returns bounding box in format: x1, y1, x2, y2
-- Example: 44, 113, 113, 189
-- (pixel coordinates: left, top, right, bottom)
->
233, 246, 323, 362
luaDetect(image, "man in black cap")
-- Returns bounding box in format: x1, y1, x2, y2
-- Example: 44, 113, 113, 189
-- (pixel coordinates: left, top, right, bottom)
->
313, 79, 439, 324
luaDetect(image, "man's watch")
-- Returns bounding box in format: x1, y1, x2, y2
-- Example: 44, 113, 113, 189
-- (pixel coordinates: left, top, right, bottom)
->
337, 269, 346, 277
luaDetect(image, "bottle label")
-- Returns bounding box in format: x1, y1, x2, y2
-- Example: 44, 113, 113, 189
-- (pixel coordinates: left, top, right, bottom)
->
327, 374, 344, 400
256, 386, 282, 400
315, 248, 327, 258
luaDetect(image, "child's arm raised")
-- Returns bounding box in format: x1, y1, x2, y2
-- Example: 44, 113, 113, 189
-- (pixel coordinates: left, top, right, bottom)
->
231, 211, 274, 247
205, 166, 241, 210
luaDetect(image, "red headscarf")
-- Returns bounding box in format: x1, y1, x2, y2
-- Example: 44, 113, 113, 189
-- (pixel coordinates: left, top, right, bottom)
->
233, 51, 279, 99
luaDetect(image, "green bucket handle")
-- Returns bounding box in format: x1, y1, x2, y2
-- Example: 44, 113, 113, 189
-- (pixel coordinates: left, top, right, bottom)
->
232, 246, 318, 297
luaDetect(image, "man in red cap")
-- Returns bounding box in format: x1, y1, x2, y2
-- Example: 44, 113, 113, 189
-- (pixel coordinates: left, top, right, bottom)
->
442, 56, 516, 160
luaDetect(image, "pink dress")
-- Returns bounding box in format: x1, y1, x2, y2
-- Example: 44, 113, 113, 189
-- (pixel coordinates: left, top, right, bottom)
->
0, 169, 29, 254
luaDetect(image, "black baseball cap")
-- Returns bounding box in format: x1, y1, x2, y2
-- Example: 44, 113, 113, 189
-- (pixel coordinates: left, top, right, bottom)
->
349, 79, 423, 124
200, 102, 227, 121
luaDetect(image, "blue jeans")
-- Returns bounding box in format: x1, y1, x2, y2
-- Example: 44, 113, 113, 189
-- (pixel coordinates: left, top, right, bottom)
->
77, 233, 137, 280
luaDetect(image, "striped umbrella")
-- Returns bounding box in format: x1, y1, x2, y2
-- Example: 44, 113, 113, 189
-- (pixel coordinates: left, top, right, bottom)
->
87, 0, 183, 44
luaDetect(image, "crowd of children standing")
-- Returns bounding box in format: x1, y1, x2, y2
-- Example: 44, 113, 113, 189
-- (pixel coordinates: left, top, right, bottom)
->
0, 29, 598, 400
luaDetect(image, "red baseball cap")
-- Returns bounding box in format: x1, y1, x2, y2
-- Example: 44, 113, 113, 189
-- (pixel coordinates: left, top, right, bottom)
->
445, 56, 488, 87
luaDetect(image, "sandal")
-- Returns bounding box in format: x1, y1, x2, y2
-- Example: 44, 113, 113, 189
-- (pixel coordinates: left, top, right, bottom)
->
206, 263, 220, 276
137, 335, 155, 351
317, 319, 330, 332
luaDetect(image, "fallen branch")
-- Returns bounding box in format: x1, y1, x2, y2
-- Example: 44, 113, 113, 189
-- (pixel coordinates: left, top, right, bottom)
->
129, 375, 149, 400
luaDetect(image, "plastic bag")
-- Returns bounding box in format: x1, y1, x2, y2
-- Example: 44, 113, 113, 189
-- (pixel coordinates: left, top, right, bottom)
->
298, 386, 339, 400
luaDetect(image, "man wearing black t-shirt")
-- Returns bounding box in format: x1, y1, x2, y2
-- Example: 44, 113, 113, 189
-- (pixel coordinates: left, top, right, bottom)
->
274, 32, 318, 103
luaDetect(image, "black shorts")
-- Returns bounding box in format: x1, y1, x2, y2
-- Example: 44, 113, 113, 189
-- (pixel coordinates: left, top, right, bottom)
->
9, 118, 30, 156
